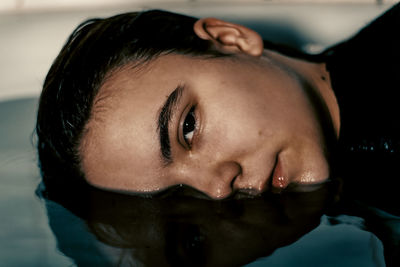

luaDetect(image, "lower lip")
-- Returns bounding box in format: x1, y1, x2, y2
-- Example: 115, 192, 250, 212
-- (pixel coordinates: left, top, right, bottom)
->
271, 157, 289, 189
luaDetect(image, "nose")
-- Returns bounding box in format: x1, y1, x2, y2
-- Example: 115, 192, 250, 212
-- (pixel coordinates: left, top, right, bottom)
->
184, 161, 242, 200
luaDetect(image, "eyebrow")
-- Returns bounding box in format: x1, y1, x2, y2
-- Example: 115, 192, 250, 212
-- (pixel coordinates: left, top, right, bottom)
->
157, 84, 185, 165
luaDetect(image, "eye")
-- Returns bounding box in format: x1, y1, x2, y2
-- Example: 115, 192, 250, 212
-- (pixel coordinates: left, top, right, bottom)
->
182, 106, 196, 146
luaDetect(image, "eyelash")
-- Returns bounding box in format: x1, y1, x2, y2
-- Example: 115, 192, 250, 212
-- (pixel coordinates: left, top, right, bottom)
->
182, 106, 197, 148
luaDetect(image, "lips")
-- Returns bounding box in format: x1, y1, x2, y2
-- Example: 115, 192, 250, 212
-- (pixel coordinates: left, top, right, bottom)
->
271, 156, 289, 190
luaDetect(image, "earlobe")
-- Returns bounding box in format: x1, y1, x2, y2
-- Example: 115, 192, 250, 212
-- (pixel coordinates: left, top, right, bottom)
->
193, 18, 264, 57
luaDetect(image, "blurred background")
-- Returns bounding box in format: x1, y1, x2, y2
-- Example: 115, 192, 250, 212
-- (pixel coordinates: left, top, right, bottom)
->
0, 0, 398, 101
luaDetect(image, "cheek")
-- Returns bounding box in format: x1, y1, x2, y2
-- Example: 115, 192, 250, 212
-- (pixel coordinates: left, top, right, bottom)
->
202, 102, 275, 156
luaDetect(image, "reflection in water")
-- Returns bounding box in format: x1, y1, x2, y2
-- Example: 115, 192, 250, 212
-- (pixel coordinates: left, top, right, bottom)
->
85, 184, 334, 266
41, 179, 351, 266
39, 159, 400, 267
41, 175, 400, 267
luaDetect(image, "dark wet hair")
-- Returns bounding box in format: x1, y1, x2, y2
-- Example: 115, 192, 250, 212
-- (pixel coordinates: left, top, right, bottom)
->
36, 10, 225, 196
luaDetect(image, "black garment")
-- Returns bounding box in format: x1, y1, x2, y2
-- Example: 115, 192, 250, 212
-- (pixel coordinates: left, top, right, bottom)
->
323, 3, 400, 215
321, 7, 400, 264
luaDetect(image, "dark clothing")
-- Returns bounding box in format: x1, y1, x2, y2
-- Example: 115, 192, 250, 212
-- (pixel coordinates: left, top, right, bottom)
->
325, 3, 400, 155
322, 7, 400, 264
323, 3, 400, 215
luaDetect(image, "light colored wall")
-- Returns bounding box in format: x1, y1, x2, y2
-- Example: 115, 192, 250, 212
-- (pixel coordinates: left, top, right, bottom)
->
0, 1, 398, 101
1, 0, 399, 13
1, 0, 184, 12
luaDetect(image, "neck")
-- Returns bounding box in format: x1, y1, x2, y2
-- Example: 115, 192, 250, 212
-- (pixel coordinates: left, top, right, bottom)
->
262, 49, 340, 138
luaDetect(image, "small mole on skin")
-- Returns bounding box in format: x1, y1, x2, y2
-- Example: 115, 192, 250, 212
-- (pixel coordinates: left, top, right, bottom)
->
321, 76, 326, 81
258, 130, 262, 136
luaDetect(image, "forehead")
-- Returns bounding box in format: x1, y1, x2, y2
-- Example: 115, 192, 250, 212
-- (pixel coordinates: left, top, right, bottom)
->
82, 57, 180, 191
80, 53, 260, 192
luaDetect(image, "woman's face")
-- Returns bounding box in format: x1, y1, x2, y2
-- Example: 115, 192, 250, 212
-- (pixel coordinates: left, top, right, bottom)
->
81, 53, 331, 199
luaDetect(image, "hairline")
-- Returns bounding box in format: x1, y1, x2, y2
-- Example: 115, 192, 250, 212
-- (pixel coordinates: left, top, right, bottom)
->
78, 52, 232, 181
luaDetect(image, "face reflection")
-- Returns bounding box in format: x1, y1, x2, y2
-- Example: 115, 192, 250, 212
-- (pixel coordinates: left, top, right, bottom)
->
81, 53, 331, 199
82, 183, 337, 266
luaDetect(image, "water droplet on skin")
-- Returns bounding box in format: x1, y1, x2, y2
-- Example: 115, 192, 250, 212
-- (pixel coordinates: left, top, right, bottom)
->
276, 176, 285, 188
300, 171, 315, 184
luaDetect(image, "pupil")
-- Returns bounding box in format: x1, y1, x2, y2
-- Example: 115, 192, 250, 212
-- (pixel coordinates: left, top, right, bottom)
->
183, 109, 195, 134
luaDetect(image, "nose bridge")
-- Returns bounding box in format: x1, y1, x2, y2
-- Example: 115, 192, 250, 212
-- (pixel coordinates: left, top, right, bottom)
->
183, 157, 241, 199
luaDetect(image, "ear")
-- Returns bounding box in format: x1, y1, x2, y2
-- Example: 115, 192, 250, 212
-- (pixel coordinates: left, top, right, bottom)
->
194, 18, 263, 57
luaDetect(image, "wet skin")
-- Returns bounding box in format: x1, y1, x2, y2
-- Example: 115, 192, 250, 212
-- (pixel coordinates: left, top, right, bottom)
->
80, 18, 340, 199
82, 53, 336, 198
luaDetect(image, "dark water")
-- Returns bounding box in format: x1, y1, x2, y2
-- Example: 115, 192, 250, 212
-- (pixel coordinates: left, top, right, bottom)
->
1, 97, 399, 266
41, 180, 387, 267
